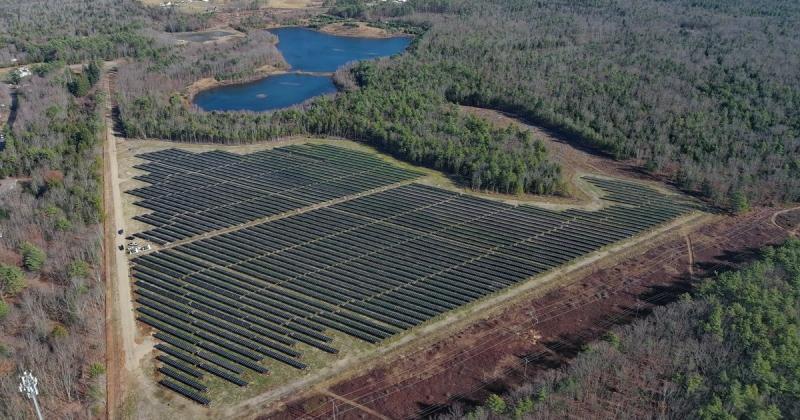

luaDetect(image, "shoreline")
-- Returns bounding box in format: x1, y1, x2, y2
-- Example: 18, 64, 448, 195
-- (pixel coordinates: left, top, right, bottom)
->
316, 22, 411, 39
184, 24, 411, 105
183, 65, 286, 104
183, 67, 337, 107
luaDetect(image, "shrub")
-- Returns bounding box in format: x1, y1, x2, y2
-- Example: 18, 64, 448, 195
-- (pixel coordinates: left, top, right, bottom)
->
486, 393, 507, 414
0, 264, 26, 297
20, 242, 46, 271
89, 362, 106, 378
51, 324, 68, 338
730, 190, 750, 214
55, 217, 73, 231
68, 260, 91, 279
602, 331, 621, 349
0, 300, 9, 319
513, 397, 534, 418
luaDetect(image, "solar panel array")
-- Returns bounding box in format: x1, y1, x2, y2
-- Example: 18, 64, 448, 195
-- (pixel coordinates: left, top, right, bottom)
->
127, 160, 698, 404
128, 144, 422, 245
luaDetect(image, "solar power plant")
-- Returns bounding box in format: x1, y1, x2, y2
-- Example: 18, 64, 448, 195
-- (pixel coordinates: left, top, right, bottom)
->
128, 144, 423, 245
128, 166, 699, 404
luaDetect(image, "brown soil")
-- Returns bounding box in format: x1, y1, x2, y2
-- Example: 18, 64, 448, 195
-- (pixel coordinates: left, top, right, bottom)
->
265, 207, 787, 419
318, 22, 403, 39
267, 0, 324, 9
775, 208, 800, 235
102, 68, 124, 420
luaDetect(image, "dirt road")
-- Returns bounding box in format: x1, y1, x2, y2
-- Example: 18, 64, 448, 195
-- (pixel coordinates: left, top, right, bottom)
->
103, 65, 154, 419
771, 206, 800, 236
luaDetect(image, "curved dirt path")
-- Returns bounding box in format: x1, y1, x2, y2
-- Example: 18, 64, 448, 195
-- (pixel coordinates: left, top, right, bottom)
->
770, 206, 800, 235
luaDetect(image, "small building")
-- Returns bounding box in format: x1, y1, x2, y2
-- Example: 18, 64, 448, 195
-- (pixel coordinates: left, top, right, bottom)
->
126, 242, 151, 254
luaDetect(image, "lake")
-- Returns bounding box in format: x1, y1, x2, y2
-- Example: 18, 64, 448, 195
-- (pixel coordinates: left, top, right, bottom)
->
193, 27, 411, 112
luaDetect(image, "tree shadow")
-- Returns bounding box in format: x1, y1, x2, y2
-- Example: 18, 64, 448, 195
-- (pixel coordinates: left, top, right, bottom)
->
695, 246, 763, 275
414, 378, 510, 419
417, 397, 482, 419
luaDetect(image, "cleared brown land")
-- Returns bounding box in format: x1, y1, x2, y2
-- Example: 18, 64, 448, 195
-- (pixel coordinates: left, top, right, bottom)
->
267, 207, 788, 419
267, 0, 323, 8
774, 208, 800, 235
318, 22, 402, 39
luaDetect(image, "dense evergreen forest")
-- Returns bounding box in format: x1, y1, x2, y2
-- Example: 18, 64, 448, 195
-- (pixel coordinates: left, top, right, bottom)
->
447, 239, 800, 419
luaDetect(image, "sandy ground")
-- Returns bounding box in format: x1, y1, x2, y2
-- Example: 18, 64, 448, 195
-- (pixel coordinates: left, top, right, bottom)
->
104, 66, 210, 420
268, 0, 323, 8
318, 22, 402, 39
103, 67, 154, 419
772, 206, 800, 236
141, 0, 323, 14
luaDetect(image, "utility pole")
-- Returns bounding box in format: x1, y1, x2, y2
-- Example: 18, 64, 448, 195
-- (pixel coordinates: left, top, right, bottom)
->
523, 356, 529, 379
19, 370, 44, 420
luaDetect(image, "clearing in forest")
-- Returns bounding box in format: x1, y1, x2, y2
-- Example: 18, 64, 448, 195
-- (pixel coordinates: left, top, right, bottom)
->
121, 142, 701, 407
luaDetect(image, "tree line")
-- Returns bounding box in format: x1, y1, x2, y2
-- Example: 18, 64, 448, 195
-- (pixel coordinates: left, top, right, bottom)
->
446, 238, 800, 419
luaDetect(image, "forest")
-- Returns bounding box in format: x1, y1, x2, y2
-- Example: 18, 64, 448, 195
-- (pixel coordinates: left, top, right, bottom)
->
350, 0, 800, 207
0, 0, 224, 67
0, 7, 110, 414
111, 0, 800, 206
446, 239, 800, 419
2, 0, 798, 202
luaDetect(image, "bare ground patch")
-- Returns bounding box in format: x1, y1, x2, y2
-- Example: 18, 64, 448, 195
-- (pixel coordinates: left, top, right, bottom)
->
270, 207, 785, 419
318, 22, 403, 39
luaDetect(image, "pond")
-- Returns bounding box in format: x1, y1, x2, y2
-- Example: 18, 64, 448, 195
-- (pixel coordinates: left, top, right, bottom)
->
193, 73, 336, 113
193, 27, 411, 112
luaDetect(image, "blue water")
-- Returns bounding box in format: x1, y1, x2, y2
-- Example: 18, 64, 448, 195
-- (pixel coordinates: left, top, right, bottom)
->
268, 27, 412, 73
193, 27, 411, 112
194, 73, 336, 113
